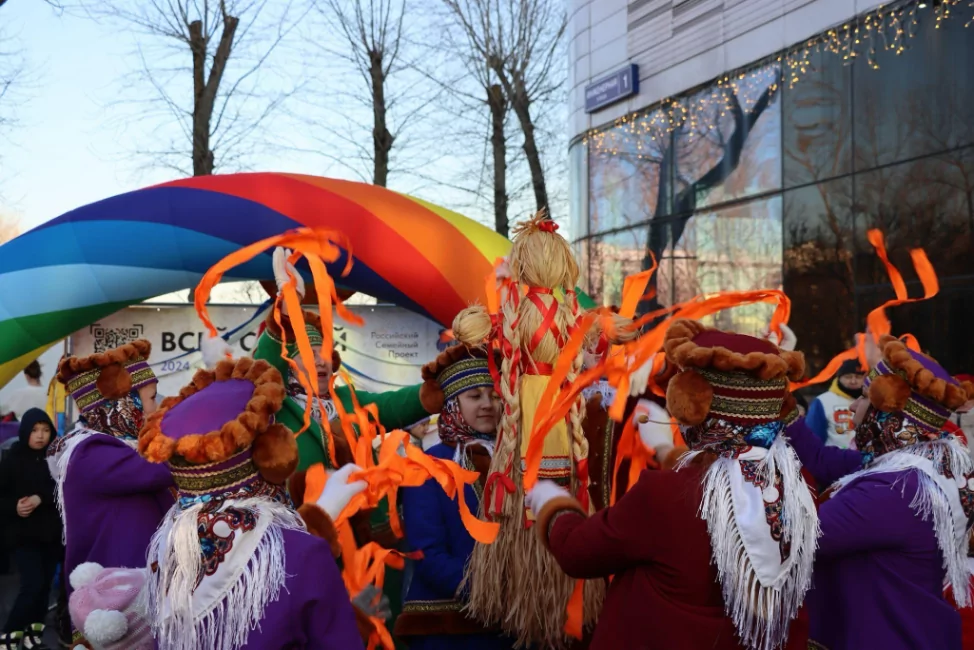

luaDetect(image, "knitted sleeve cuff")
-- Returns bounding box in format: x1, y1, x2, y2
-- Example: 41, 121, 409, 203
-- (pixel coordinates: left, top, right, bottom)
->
535, 496, 587, 551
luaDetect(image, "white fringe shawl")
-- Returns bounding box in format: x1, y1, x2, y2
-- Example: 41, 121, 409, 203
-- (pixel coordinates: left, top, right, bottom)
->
144, 498, 306, 650
677, 437, 820, 650
832, 438, 974, 606
47, 427, 125, 545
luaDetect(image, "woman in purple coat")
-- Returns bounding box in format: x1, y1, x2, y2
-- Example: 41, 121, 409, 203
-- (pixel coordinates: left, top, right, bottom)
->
137, 352, 363, 650
785, 335, 974, 650
49, 341, 174, 586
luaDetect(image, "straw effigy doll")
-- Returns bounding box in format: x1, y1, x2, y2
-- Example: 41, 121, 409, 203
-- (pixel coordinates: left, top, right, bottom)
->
452, 213, 604, 649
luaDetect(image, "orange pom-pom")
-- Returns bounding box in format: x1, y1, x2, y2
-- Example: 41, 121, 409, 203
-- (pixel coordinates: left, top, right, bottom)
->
868, 373, 911, 412
666, 369, 713, 426
252, 423, 299, 484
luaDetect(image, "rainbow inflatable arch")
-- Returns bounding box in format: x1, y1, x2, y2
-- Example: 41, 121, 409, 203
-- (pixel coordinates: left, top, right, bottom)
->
0, 173, 589, 386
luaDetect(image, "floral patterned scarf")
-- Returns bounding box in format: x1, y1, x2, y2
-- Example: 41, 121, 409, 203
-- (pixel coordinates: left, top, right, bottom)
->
678, 416, 818, 650
80, 390, 146, 440
835, 405, 974, 606
438, 396, 495, 467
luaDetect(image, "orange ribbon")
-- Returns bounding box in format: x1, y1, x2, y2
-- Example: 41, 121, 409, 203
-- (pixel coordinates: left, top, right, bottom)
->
618, 253, 657, 320
866, 245, 938, 341
792, 230, 939, 388
194, 228, 364, 439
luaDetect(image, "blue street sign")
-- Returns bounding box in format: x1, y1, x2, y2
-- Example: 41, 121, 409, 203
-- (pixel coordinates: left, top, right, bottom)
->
584, 64, 639, 113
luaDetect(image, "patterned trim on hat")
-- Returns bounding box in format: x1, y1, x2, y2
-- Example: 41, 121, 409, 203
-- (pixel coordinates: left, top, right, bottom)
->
267, 320, 323, 350
169, 450, 261, 496
698, 369, 787, 392
710, 395, 786, 421
699, 369, 786, 423
69, 358, 157, 414
437, 357, 493, 402
865, 365, 952, 434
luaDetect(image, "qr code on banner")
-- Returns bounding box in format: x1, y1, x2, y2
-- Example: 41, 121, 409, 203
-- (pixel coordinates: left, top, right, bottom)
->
90, 324, 145, 353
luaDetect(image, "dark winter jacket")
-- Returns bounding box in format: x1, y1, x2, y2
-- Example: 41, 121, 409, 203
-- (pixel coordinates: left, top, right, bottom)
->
0, 409, 62, 549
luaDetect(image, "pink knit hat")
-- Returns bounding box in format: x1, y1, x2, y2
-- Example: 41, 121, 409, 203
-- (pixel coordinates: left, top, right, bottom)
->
68, 563, 152, 650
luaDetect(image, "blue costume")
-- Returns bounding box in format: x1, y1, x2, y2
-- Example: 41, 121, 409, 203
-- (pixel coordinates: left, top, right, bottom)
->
394, 347, 514, 650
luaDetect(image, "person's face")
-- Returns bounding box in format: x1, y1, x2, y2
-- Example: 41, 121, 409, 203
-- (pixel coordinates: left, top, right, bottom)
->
457, 387, 502, 435
307, 346, 333, 387
138, 383, 159, 416
28, 422, 52, 450
839, 373, 865, 391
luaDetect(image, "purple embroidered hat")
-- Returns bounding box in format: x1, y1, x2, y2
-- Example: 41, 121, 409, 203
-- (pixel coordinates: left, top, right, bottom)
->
138, 357, 299, 498
57, 340, 157, 415
864, 336, 973, 436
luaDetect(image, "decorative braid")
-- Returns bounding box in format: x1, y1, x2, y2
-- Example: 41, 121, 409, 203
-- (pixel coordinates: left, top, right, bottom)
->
565, 290, 589, 497
498, 293, 522, 493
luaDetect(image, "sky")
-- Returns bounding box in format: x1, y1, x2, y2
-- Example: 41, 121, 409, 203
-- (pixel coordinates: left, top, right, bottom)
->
1, 1, 150, 231
0, 0, 561, 236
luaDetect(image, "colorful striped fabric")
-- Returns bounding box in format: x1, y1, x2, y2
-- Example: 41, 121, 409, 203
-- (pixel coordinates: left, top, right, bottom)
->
0, 173, 592, 387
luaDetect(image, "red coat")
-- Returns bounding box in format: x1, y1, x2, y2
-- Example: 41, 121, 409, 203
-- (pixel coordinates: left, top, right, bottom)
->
539, 464, 808, 650
945, 582, 974, 650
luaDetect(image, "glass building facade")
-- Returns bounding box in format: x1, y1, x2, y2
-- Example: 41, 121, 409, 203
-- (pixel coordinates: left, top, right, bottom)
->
570, 10, 974, 376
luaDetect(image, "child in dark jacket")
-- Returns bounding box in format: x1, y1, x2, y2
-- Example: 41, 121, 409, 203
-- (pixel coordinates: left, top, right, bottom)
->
0, 408, 62, 649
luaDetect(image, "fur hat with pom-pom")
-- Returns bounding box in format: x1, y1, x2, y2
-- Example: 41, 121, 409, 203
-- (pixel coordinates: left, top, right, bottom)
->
663, 319, 805, 430
68, 563, 152, 650
137, 356, 298, 491
57, 340, 156, 415
863, 336, 974, 436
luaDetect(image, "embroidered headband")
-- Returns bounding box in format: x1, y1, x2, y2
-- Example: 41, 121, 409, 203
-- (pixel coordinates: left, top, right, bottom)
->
138, 357, 298, 495
421, 345, 497, 410
663, 319, 806, 427
864, 336, 974, 436
57, 340, 157, 415
265, 310, 340, 369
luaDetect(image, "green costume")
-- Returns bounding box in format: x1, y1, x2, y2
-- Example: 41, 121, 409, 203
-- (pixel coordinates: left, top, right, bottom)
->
254, 323, 432, 472
254, 313, 435, 648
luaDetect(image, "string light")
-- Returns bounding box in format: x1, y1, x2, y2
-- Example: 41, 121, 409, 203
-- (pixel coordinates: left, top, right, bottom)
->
582, 0, 972, 159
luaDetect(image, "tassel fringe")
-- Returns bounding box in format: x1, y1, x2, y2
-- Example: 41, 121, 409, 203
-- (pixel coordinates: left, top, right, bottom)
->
145, 499, 305, 650
678, 438, 819, 650
835, 439, 973, 607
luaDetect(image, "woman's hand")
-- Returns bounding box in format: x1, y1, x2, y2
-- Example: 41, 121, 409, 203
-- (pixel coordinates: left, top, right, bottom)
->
635, 399, 673, 451
524, 480, 569, 515
316, 463, 368, 520
16, 495, 41, 518
764, 324, 797, 351
272, 247, 306, 300
352, 584, 392, 621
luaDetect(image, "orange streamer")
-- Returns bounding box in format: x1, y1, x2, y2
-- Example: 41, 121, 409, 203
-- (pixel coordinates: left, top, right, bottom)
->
866, 247, 939, 340
564, 579, 585, 639
303, 462, 328, 505
619, 253, 657, 320
866, 230, 908, 301
194, 227, 363, 441
788, 346, 859, 391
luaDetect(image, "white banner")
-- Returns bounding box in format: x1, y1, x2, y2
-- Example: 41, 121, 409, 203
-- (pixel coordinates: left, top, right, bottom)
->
69, 304, 451, 401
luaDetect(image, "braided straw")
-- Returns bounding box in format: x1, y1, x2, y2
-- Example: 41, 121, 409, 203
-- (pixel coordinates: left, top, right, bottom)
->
461, 212, 603, 648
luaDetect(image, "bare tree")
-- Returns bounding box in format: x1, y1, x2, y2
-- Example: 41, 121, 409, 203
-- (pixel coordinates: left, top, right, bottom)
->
289, 0, 442, 190
313, 0, 408, 187
77, 0, 305, 176
440, 0, 566, 214
424, 7, 514, 235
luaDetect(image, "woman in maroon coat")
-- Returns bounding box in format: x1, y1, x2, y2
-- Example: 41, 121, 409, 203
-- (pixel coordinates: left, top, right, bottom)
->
527, 320, 816, 650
